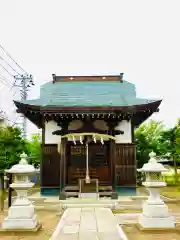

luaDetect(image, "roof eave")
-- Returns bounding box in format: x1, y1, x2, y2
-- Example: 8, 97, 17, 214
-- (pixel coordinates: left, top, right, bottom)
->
13, 99, 162, 113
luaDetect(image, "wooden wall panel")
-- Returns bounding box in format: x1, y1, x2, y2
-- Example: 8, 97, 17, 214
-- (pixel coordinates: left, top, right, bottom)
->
115, 144, 136, 186
41, 142, 137, 187
41, 144, 60, 187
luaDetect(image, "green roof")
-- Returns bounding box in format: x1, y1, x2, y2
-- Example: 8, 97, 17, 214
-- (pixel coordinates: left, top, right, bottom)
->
20, 80, 159, 107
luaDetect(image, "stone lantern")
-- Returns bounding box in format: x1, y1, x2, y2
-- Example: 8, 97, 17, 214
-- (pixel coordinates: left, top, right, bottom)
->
1, 152, 40, 230
137, 152, 175, 229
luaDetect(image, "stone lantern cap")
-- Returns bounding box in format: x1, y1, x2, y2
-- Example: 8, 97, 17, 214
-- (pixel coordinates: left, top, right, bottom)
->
137, 152, 168, 173
5, 152, 35, 174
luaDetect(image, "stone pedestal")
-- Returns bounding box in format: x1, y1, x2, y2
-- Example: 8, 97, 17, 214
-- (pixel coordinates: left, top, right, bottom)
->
139, 214, 175, 229
139, 198, 175, 228
2, 185, 38, 230
137, 152, 175, 229
2, 213, 38, 230
1, 153, 40, 231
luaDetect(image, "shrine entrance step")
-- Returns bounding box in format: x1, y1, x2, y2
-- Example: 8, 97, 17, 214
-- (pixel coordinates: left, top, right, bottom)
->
63, 185, 79, 198
63, 185, 113, 198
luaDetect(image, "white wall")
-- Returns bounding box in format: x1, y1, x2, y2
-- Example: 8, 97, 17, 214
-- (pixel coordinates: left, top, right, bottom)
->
45, 121, 61, 144
45, 120, 83, 144
115, 120, 132, 143
45, 119, 132, 144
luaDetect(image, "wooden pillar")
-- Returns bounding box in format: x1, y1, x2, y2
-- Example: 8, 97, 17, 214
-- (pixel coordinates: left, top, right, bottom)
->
60, 139, 64, 191
59, 141, 63, 191
131, 118, 135, 143
107, 120, 117, 190
59, 120, 69, 191
60, 138, 67, 190
109, 139, 113, 185
109, 139, 116, 190
41, 113, 45, 194
64, 138, 68, 187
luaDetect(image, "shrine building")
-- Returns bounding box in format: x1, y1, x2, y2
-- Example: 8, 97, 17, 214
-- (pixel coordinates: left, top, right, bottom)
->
14, 73, 161, 196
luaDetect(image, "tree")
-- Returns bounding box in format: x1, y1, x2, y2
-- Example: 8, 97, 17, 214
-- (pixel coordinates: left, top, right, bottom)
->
159, 119, 180, 183
0, 126, 27, 170
25, 133, 41, 167
135, 118, 180, 185
135, 120, 165, 168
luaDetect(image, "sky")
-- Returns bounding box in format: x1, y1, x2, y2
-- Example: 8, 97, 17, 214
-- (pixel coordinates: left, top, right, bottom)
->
0, 0, 179, 136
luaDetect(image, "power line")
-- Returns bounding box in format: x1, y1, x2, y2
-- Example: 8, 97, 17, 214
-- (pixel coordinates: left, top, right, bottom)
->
0, 55, 21, 76
11, 116, 20, 127
0, 44, 28, 75
0, 75, 12, 89
0, 109, 11, 123
0, 63, 15, 79
0, 44, 34, 135
0, 73, 13, 85
0, 77, 10, 88
0, 76, 16, 99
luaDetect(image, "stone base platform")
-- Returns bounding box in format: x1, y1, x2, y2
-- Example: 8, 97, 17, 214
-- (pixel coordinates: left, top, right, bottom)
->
60, 196, 132, 210
136, 222, 180, 232
0, 223, 42, 232
138, 214, 176, 229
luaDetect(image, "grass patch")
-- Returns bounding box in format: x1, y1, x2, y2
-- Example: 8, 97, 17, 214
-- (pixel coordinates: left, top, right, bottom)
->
160, 186, 180, 199
113, 209, 141, 214
122, 224, 180, 240
161, 191, 180, 199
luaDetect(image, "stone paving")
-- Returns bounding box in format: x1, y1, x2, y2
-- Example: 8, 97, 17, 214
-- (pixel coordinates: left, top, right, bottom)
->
51, 207, 124, 240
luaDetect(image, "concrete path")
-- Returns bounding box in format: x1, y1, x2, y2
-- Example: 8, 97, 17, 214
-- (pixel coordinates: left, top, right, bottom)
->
51, 207, 125, 240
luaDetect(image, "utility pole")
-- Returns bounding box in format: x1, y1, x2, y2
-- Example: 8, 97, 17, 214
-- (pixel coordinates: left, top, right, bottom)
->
13, 74, 34, 138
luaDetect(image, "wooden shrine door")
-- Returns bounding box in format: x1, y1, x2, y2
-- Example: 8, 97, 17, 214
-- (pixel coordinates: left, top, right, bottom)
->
67, 142, 110, 185
88, 143, 110, 184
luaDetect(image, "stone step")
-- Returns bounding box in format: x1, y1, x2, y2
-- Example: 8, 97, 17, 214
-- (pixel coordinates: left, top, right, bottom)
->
65, 192, 79, 198
62, 203, 116, 209
99, 191, 112, 197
